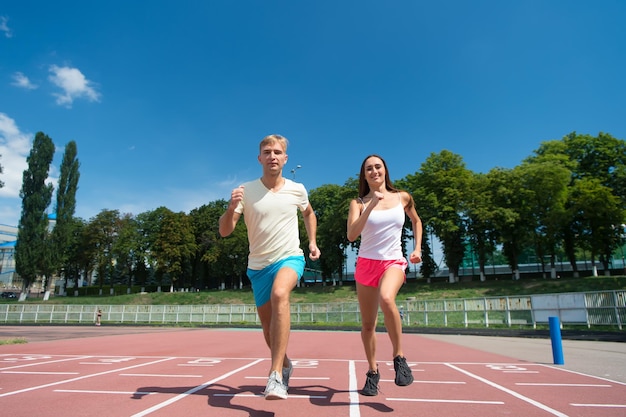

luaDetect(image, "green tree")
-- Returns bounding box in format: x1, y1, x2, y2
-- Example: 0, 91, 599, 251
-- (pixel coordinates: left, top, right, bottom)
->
418, 224, 438, 281
530, 133, 626, 275
197, 200, 249, 290
309, 182, 355, 283
86, 209, 120, 295
136, 209, 164, 288
518, 161, 571, 278
464, 172, 498, 281
190, 200, 248, 290
569, 178, 625, 276
417, 150, 471, 282
150, 207, 197, 291
15, 132, 55, 300
132, 213, 151, 290
401, 172, 438, 281
563, 132, 626, 204
395, 176, 427, 278
62, 217, 90, 295
49, 140, 80, 298
112, 213, 141, 293
487, 167, 532, 279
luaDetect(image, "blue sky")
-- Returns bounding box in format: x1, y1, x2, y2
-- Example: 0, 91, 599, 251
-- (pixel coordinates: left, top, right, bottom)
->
1, 1, 625, 230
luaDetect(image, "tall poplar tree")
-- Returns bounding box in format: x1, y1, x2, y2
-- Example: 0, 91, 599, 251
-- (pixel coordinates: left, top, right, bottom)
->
49, 140, 80, 298
15, 132, 55, 300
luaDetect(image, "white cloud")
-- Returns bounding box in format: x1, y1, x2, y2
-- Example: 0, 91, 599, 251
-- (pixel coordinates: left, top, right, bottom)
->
0, 113, 31, 198
0, 114, 61, 227
0, 113, 30, 226
48, 65, 100, 108
11, 72, 38, 90
0, 16, 12, 38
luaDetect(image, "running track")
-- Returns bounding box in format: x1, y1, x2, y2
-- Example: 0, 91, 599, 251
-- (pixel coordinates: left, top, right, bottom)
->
1, 327, 625, 416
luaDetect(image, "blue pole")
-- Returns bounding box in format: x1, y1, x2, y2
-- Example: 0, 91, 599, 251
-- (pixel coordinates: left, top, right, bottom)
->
549, 316, 564, 365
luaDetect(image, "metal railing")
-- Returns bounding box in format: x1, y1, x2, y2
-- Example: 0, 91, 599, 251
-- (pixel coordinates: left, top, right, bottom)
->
1, 290, 624, 329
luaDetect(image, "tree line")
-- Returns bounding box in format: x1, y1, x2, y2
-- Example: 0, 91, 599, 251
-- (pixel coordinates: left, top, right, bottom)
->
9, 131, 626, 300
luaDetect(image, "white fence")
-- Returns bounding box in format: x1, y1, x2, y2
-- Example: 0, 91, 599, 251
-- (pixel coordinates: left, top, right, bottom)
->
1, 290, 624, 329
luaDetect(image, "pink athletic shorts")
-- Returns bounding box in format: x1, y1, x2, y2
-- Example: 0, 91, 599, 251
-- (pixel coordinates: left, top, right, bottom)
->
354, 257, 408, 287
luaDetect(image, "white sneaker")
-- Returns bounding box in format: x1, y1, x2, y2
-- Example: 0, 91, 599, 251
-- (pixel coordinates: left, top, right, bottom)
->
264, 370, 287, 400
282, 359, 293, 389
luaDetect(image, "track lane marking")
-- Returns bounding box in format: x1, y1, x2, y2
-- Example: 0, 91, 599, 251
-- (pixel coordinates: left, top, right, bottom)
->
130, 359, 263, 417
2, 371, 79, 375
380, 378, 465, 384
445, 363, 569, 417
516, 382, 612, 387
536, 363, 626, 386
388, 398, 504, 404
55, 389, 157, 395
120, 373, 203, 378
245, 376, 330, 380
0, 355, 92, 370
0, 357, 175, 398
213, 393, 327, 399
349, 360, 360, 417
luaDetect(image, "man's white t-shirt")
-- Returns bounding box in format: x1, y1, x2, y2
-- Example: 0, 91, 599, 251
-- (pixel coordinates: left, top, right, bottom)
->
235, 178, 309, 270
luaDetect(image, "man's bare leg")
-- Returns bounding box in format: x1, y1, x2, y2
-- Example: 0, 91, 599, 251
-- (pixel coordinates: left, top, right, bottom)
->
268, 267, 297, 374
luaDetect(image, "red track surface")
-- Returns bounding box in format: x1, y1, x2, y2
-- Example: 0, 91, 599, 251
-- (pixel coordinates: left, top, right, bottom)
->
1, 328, 624, 416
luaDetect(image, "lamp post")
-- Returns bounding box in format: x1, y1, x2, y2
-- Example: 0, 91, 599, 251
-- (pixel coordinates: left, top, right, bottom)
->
290, 164, 302, 179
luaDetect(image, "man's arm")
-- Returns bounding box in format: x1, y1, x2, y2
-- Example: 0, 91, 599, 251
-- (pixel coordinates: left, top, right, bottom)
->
302, 204, 320, 260
219, 208, 241, 237
219, 185, 244, 237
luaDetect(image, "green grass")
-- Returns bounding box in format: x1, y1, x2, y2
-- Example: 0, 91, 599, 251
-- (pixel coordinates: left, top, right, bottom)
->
4, 275, 625, 306
0, 338, 27, 345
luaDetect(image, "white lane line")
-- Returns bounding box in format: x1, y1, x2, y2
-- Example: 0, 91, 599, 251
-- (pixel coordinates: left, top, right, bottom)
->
349, 360, 360, 417
131, 359, 264, 417
55, 389, 157, 395
571, 403, 626, 408
178, 364, 214, 367
2, 371, 79, 375
120, 373, 202, 378
245, 376, 330, 380
536, 364, 626, 386
213, 393, 326, 399
0, 355, 92, 370
517, 383, 612, 387
388, 398, 504, 404
80, 362, 113, 365
0, 357, 175, 398
381, 379, 465, 384
445, 363, 569, 417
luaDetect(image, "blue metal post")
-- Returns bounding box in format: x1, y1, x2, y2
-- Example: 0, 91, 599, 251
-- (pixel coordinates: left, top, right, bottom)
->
548, 316, 564, 365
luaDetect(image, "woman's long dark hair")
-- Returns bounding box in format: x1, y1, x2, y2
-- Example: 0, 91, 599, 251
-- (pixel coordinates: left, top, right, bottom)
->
357, 154, 415, 210
358, 154, 400, 198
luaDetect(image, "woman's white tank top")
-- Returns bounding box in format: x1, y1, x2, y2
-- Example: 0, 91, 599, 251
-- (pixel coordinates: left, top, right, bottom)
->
358, 194, 404, 260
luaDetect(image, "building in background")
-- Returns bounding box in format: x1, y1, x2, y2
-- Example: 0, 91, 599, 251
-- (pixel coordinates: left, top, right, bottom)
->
0, 223, 17, 288
0, 214, 57, 290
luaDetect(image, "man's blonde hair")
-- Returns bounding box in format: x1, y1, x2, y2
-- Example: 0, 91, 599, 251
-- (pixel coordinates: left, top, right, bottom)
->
260, 134, 288, 153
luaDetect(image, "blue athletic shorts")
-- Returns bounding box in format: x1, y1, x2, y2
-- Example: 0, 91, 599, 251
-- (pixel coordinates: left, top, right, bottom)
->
247, 256, 305, 307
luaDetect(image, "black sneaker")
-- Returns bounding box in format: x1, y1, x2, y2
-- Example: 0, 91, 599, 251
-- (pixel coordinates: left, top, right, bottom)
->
393, 356, 414, 386
361, 369, 380, 396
